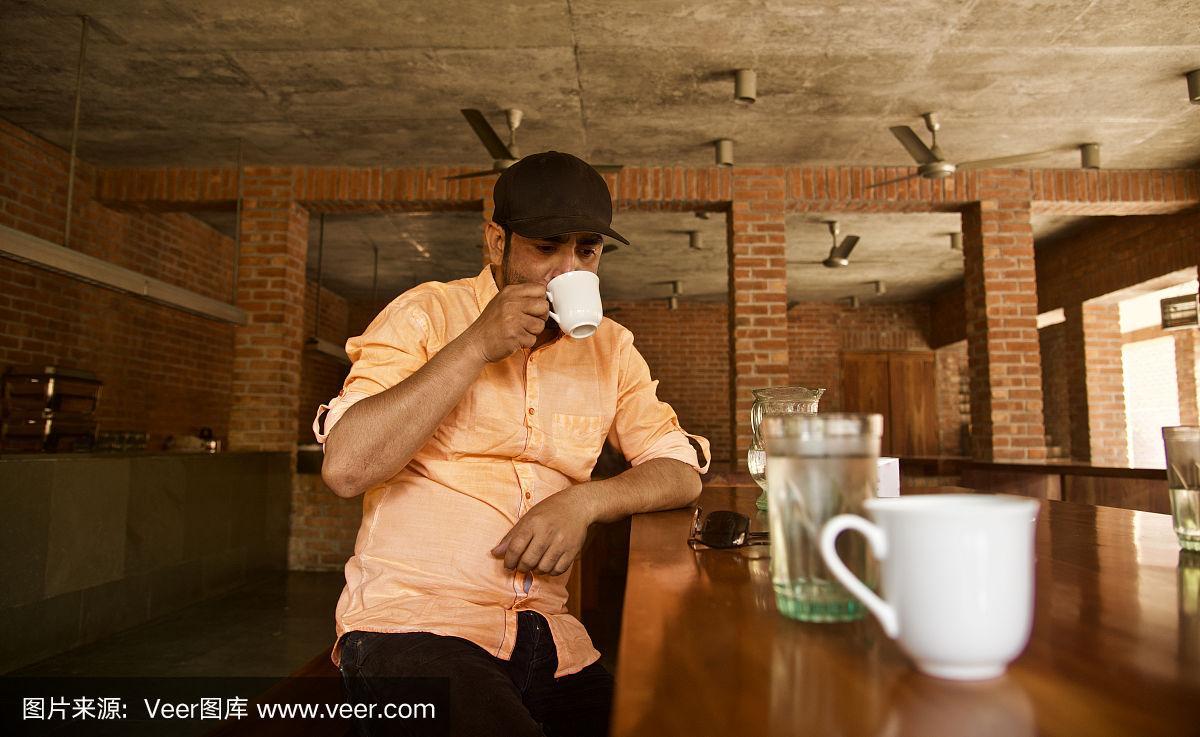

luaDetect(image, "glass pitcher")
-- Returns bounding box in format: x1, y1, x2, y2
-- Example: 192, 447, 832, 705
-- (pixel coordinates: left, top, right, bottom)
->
749, 386, 825, 511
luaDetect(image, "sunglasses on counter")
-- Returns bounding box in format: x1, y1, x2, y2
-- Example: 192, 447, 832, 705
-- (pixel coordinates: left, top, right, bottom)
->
687, 507, 770, 550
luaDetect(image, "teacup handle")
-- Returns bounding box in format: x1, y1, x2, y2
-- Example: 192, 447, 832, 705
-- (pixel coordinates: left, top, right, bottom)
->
546, 291, 560, 324
819, 515, 899, 638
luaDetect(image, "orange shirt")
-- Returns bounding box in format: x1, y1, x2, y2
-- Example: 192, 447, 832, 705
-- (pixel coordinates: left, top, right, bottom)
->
313, 265, 710, 677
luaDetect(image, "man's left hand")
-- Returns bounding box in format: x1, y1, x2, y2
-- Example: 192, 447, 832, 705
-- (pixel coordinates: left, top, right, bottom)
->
492, 486, 596, 576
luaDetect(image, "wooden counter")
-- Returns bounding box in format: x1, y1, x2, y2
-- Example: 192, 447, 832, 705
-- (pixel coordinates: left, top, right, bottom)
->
960, 460, 1168, 513
612, 486, 1199, 737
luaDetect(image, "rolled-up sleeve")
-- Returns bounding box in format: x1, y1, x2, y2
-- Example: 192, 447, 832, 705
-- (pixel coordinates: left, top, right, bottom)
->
312, 297, 433, 447
608, 333, 711, 474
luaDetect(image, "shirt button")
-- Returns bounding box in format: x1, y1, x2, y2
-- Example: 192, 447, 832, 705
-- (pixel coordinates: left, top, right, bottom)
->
528, 407, 535, 415
525, 492, 532, 500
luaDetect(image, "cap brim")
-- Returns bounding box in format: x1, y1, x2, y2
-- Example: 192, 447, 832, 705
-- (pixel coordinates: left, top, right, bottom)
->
508, 216, 630, 246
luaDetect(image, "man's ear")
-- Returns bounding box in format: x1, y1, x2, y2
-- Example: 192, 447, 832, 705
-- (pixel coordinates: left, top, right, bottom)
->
483, 220, 506, 267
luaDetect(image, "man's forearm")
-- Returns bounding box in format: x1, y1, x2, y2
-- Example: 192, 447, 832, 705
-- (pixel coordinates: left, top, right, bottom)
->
571, 457, 702, 525
322, 335, 487, 498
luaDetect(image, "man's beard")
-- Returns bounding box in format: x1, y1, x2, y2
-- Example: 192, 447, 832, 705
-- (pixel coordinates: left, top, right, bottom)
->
502, 246, 522, 286
501, 247, 558, 333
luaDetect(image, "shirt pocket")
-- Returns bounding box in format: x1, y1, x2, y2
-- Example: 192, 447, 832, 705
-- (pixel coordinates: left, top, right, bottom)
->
551, 412, 611, 461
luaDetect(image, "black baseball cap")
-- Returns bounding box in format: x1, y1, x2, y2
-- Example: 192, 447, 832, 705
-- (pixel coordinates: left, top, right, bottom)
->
492, 151, 629, 245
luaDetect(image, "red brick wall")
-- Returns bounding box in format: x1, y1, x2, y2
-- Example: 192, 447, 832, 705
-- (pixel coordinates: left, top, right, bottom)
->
1038, 322, 1071, 458
1077, 303, 1128, 465
1036, 212, 1200, 467
605, 301, 732, 467
297, 282, 350, 444
729, 169, 790, 468
787, 303, 842, 410
1037, 211, 1200, 313
936, 341, 971, 456
841, 304, 932, 350
786, 302, 933, 412
961, 173, 1047, 461
1175, 330, 1199, 426
0, 121, 237, 448
228, 169, 310, 451
290, 472, 360, 571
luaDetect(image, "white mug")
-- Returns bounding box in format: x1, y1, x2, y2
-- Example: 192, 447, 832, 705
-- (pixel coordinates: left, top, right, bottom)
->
546, 271, 603, 339
819, 494, 1040, 681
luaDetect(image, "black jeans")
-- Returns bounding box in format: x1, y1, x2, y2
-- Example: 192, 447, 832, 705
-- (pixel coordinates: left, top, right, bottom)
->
338, 611, 613, 737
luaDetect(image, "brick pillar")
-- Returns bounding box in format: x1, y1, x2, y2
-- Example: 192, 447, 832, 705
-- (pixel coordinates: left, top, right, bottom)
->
1064, 302, 1128, 464
228, 167, 310, 451
1176, 330, 1199, 425
961, 172, 1047, 461
1062, 305, 1086, 459
728, 168, 789, 471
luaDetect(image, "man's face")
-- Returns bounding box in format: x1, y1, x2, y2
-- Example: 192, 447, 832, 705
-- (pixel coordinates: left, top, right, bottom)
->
485, 223, 604, 289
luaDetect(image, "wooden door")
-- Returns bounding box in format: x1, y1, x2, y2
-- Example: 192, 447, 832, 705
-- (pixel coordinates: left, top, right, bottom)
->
842, 352, 892, 453
887, 352, 938, 456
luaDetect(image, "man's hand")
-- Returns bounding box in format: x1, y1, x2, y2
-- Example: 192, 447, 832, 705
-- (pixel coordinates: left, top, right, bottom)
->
492, 487, 597, 576
462, 283, 549, 363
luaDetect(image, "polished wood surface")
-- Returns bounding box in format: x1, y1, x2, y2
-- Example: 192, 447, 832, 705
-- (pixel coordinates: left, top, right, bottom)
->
965, 459, 1168, 480
962, 463, 1170, 514
613, 486, 1200, 737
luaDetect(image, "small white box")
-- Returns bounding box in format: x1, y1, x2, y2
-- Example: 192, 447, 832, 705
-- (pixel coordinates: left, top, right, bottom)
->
877, 457, 900, 498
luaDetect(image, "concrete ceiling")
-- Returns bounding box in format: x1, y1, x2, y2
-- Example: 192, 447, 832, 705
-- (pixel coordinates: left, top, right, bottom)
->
2, 0, 1197, 169
6, 1, 1200, 305
786, 212, 964, 303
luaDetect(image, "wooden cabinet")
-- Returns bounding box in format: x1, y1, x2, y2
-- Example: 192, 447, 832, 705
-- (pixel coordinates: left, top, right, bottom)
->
842, 351, 938, 456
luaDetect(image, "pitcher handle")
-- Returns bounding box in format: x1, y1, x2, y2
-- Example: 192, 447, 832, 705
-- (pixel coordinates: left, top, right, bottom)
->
820, 514, 898, 638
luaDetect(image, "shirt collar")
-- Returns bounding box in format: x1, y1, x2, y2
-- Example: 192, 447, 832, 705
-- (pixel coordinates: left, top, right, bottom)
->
472, 264, 500, 312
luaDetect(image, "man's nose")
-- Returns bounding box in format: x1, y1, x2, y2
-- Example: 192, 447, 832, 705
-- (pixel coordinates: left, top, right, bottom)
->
547, 251, 580, 281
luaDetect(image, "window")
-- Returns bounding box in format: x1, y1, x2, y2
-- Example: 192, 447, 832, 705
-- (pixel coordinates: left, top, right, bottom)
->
1122, 336, 1179, 469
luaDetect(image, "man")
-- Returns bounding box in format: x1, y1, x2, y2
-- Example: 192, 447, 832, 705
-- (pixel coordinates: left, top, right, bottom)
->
314, 151, 710, 736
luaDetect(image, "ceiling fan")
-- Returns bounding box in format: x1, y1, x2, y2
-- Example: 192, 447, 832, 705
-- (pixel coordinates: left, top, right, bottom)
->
784, 222, 864, 268
870, 112, 1083, 189
447, 108, 625, 180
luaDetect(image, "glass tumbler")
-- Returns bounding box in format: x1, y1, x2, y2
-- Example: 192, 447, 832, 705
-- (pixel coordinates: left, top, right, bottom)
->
762, 412, 883, 621
1164, 426, 1200, 551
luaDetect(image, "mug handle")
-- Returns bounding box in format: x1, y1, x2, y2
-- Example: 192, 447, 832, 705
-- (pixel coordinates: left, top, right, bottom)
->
546, 291, 560, 324
819, 515, 899, 638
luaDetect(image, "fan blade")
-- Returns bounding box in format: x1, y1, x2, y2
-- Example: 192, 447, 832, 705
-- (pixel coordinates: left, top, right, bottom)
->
865, 172, 921, 189
444, 168, 501, 180
592, 164, 624, 173
834, 235, 860, 260
955, 146, 1075, 170
889, 126, 938, 165
461, 109, 514, 161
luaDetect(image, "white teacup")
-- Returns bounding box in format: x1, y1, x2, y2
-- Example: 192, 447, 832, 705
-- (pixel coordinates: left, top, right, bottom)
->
819, 494, 1040, 681
546, 271, 603, 339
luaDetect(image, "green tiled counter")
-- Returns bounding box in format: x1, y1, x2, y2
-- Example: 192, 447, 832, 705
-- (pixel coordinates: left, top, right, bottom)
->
0, 452, 291, 673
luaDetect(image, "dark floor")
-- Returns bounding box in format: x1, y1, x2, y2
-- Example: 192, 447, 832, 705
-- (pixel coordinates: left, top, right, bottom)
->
7, 571, 345, 678
8, 567, 621, 678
